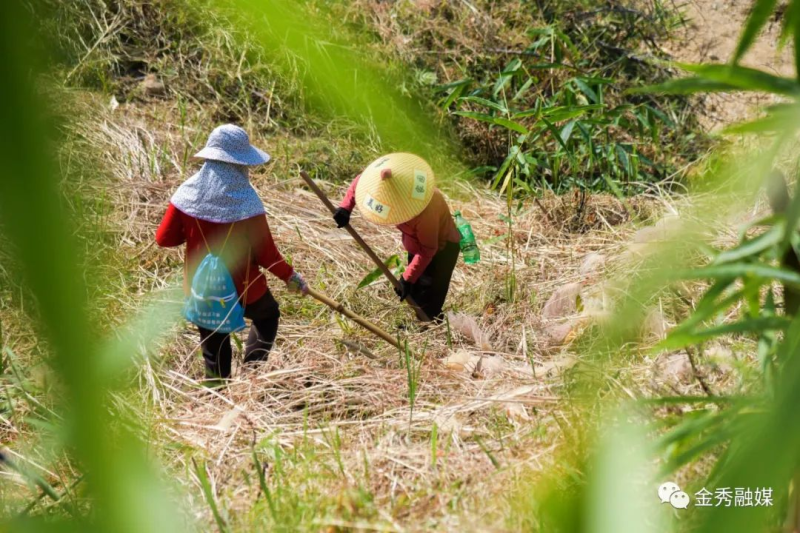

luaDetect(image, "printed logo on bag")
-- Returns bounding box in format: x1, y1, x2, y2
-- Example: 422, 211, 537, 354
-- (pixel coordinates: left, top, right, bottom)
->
184, 254, 246, 334
412, 169, 427, 200
364, 194, 390, 219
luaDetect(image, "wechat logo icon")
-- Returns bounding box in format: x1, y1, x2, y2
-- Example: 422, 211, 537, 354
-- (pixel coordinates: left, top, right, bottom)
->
659, 481, 690, 509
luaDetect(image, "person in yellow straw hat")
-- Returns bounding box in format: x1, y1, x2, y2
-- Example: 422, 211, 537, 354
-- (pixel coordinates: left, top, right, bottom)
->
333, 153, 462, 322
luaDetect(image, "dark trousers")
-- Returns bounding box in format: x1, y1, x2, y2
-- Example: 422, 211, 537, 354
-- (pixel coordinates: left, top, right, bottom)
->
408, 241, 460, 322
197, 291, 280, 379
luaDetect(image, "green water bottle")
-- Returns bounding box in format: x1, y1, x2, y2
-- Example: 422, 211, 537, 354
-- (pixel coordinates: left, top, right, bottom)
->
454, 211, 480, 264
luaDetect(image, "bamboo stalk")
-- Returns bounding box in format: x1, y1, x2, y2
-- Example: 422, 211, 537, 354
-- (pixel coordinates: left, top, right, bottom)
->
307, 288, 400, 351
299, 170, 430, 322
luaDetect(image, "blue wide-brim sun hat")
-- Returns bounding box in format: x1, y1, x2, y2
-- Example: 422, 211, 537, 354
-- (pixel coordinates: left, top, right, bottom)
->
194, 124, 271, 166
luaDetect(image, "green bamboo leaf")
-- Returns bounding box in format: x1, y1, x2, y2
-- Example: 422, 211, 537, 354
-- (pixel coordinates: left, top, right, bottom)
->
357, 255, 399, 289
654, 409, 725, 452
724, 115, 795, 134
559, 120, 576, 144
733, 0, 779, 64
694, 313, 800, 532
780, 172, 800, 258
453, 111, 529, 134
615, 144, 630, 174
512, 77, 534, 101
673, 282, 740, 336
541, 118, 573, 158
682, 63, 800, 96
1, 519, 76, 533
458, 95, 508, 114
661, 421, 738, 476
437, 78, 473, 92
553, 28, 578, 56
659, 316, 792, 350
737, 213, 782, 240
537, 105, 602, 122
511, 109, 541, 119
586, 412, 665, 533
491, 117, 529, 134
439, 80, 470, 110
639, 396, 737, 405
491, 145, 520, 190
713, 223, 784, 264
632, 77, 739, 95
675, 263, 800, 287
574, 78, 598, 103
492, 58, 521, 97
789, 0, 800, 77
502, 57, 522, 74
779, 0, 800, 50
635, 63, 800, 97
645, 104, 674, 126
723, 104, 800, 134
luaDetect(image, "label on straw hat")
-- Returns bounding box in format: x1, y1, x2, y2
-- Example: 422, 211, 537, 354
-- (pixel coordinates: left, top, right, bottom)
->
354, 153, 436, 226
412, 170, 427, 200
363, 194, 390, 220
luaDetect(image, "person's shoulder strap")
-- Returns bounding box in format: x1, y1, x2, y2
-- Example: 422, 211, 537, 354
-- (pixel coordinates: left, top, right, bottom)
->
194, 218, 236, 255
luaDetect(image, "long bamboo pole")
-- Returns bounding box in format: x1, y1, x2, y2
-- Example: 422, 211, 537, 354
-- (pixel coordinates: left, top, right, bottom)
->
307, 288, 401, 351
299, 170, 430, 322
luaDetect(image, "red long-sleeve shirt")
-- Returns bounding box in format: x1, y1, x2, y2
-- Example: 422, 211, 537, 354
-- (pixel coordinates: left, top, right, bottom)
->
155, 203, 294, 304
340, 176, 461, 283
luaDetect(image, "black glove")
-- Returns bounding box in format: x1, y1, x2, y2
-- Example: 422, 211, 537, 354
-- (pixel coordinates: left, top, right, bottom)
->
394, 277, 414, 301
333, 207, 351, 228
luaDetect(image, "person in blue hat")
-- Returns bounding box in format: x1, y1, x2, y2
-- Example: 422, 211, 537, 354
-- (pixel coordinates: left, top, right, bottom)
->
156, 124, 308, 381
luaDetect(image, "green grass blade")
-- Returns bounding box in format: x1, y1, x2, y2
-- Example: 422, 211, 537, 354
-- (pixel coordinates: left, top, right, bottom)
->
193, 460, 228, 533
733, 0, 779, 64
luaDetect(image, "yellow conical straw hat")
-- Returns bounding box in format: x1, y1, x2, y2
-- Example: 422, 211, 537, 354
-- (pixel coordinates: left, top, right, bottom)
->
355, 153, 436, 226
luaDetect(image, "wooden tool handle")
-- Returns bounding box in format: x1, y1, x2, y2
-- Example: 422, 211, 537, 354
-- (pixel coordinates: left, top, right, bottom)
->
300, 170, 430, 322
307, 288, 401, 350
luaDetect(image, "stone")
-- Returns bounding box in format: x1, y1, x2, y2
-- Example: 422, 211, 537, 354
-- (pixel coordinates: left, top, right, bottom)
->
544, 321, 575, 346
642, 308, 666, 340
706, 344, 736, 374
628, 214, 682, 254
579, 253, 606, 277
542, 282, 582, 319
142, 73, 166, 96
654, 352, 692, 383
